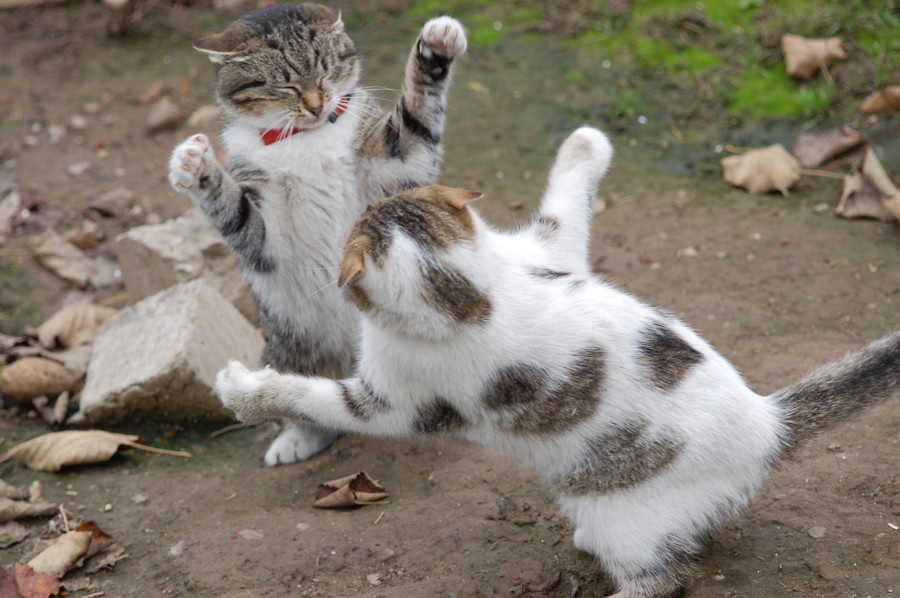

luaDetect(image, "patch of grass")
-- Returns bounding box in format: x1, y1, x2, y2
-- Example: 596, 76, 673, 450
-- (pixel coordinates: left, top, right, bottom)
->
633, 38, 721, 73
728, 64, 835, 118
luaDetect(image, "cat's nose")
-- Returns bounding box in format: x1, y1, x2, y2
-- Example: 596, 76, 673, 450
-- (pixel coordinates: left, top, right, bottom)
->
308, 105, 323, 117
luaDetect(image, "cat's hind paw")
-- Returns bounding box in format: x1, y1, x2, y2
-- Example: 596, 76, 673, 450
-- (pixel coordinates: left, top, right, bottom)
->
552, 127, 614, 183
216, 361, 277, 424
169, 133, 218, 195
420, 16, 467, 59
264, 423, 340, 466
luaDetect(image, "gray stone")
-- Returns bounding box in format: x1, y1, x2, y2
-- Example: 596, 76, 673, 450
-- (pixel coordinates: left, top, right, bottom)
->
115, 207, 256, 324
77, 279, 264, 424
145, 96, 183, 134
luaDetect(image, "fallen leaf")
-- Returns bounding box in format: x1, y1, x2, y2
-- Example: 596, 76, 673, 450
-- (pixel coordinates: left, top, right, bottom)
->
0, 430, 192, 472
13, 563, 59, 598
836, 148, 900, 221
30, 230, 93, 289
0, 357, 82, 405
781, 34, 846, 79
27, 530, 92, 578
0, 479, 29, 500
0, 564, 19, 597
0, 431, 138, 472
314, 471, 389, 508
0, 498, 58, 522
721, 145, 801, 197
0, 521, 29, 548
861, 86, 900, 113
36, 302, 116, 350
792, 126, 866, 168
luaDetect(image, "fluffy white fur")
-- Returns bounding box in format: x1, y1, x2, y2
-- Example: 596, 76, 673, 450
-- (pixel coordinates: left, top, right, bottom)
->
215, 127, 896, 597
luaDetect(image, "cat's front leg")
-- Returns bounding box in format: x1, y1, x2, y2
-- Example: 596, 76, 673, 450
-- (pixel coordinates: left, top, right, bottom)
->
169, 135, 272, 272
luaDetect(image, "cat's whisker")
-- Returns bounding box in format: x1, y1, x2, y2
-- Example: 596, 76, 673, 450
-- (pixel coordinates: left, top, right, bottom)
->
303, 279, 340, 302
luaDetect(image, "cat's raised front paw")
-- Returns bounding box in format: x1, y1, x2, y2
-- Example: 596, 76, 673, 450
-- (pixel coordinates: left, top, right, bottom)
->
169, 133, 218, 195
216, 360, 276, 424
420, 16, 467, 59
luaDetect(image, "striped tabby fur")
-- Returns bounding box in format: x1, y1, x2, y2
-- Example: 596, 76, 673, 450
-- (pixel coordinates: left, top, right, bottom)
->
169, 3, 467, 465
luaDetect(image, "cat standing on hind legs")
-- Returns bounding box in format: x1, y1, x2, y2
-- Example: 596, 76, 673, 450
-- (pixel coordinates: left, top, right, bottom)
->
168, 4, 467, 465
216, 125, 900, 598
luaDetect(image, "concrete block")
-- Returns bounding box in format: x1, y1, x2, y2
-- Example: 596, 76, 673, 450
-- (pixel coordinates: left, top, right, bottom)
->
115, 207, 257, 324
77, 279, 264, 424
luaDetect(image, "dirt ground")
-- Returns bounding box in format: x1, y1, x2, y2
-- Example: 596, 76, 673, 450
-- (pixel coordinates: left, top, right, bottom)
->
0, 2, 898, 597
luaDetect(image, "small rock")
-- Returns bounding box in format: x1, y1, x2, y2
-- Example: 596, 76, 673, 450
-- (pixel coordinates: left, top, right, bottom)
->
103, 502, 113, 512
69, 114, 88, 131
187, 105, 222, 128
146, 97, 183, 134
48, 124, 66, 145
366, 573, 383, 586
139, 81, 170, 105
132, 493, 149, 505
813, 202, 831, 213
296, 522, 311, 532
23, 135, 40, 148
88, 187, 135, 218
83, 102, 102, 115
591, 196, 607, 215
67, 160, 92, 177
808, 525, 826, 539
168, 540, 185, 558
379, 548, 395, 562
679, 246, 699, 258
238, 529, 264, 541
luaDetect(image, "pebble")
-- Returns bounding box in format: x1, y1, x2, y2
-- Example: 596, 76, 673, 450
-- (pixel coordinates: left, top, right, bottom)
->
366, 573, 383, 586
168, 540, 185, 558
23, 135, 39, 148
48, 124, 66, 145
67, 160, 92, 176
238, 529, 264, 541
146, 96, 183, 134
132, 493, 149, 505
69, 114, 88, 131
808, 525, 826, 539
680, 246, 699, 258
296, 522, 310, 532
187, 105, 222, 128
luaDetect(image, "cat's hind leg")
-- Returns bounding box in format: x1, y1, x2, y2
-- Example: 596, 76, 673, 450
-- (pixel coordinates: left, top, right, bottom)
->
265, 421, 340, 466
532, 127, 613, 273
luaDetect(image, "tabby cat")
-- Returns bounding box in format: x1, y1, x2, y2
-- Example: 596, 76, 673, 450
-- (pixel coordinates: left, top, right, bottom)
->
216, 127, 899, 598
168, 3, 467, 465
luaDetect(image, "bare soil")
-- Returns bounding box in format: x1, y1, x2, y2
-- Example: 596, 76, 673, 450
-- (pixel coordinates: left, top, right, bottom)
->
0, 3, 897, 598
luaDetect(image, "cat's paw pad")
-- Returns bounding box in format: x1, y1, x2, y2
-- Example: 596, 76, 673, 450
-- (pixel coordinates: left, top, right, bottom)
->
420, 16, 467, 59
216, 361, 273, 424
169, 134, 217, 194
264, 424, 340, 466
553, 127, 613, 180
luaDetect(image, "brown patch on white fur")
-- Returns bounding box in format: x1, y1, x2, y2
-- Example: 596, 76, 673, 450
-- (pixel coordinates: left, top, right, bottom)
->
551, 134, 596, 174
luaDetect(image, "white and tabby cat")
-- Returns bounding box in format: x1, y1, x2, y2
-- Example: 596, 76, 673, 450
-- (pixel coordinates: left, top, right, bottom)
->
215, 127, 899, 598
168, 3, 467, 465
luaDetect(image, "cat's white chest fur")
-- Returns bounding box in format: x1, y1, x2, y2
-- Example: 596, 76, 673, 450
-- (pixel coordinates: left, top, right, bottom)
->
221, 110, 364, 343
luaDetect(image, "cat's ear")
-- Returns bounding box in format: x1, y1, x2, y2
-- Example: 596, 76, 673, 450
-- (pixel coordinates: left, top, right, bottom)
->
338, 237, 368, 288
193, 24, 251, 64
434, 186, 483, 211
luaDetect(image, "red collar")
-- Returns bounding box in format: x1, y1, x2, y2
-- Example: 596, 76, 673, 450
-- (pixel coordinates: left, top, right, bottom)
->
259, 94, 351, 146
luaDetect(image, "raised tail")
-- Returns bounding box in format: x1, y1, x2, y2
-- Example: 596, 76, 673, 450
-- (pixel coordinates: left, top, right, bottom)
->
773, 331, 900, 453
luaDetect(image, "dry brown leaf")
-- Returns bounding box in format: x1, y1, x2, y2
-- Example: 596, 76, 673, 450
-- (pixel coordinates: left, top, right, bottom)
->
314, 471, 389, 508
781, 34, 846, 79
27, 530, 92, 578
0, 431, 139, 472
30, 230, 93, 289
721, 144, 801, 197
0, 521, 30, 548
0, 357, 82, 405
861, 86, 900, 113
792, 126, 866, 168
0, 564, 19, 597
0, 430, 191, 472
0, 479, 29, 500
835, 149, 900, 221
36, 302, 116, 350
0, 498, 58, 523
13, 563, 60, 598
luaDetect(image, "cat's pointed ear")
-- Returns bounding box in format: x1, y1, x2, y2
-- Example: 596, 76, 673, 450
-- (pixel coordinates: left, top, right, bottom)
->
193, 25, 250, 64
441, 187, 483, 211
338, 237, 368, 288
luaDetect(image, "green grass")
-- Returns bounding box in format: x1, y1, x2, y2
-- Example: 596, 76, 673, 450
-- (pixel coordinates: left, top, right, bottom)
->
729, 64, 835, 118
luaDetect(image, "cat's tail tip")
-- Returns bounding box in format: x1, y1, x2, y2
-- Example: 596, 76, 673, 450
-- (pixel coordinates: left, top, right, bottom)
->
774, 330, 900, 454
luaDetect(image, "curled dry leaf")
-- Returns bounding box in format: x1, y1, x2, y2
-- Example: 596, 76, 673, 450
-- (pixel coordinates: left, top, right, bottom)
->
861, 86, 900, 113
36, 302, 116, 350
0, 498, 58, 523
27, 530, 92, 578
792, 126, 866, 169
314, 471, 389, 508
781, 34, 846, 79
0, 357, 82, 406
721, 144, 800, 197
836, 148, 900, 221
